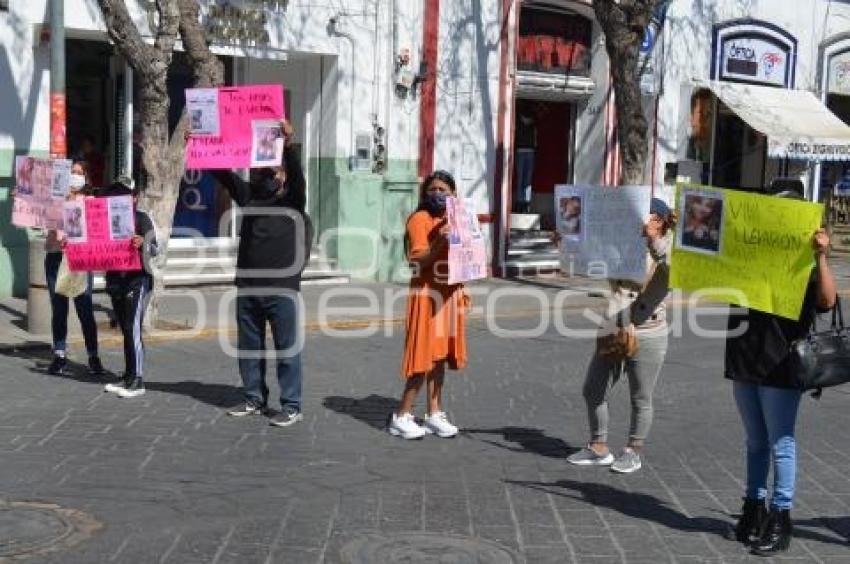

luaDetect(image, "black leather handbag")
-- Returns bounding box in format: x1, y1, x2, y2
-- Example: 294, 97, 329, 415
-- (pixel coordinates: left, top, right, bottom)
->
788, 297, 850, 392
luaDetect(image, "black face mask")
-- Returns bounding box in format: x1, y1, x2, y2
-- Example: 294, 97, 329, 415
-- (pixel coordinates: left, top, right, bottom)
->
250, 169, 280, 199
422, 192, 448, 215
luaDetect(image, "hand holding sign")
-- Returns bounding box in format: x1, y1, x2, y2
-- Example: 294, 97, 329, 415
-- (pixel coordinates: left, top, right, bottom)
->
185, 85, 286, 170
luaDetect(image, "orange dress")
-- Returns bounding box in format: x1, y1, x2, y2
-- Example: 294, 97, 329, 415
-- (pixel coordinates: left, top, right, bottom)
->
401, 210, 468, 378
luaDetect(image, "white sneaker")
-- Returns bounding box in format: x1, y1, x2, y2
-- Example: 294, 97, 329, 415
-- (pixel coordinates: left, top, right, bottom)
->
388, 412, 427, 440
422, 411, 459, 438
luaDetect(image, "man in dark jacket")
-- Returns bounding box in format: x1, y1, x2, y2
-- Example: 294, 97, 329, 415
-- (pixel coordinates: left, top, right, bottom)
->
209, 119, 313, 427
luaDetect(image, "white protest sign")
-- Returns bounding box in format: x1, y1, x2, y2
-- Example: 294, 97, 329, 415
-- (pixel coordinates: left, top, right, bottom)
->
555, 185, 651, 282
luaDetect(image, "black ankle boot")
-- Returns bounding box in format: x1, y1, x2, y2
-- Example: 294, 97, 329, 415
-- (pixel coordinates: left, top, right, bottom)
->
724, 498, 766, 543
752, 508, 792, 556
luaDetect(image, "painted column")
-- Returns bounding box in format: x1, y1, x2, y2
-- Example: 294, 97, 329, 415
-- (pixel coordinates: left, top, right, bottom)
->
418, 0, 440, 178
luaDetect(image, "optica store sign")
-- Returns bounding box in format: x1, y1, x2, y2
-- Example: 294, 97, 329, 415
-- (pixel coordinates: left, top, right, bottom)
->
771, 140, 850, 161
720, 36, 789, 87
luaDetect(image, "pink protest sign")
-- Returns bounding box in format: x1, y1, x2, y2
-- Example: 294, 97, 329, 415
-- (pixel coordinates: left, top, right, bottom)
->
447, 197, 487, 285
65, 196, 141, 272
11, 156, 71, 229
185, 85, 285, 169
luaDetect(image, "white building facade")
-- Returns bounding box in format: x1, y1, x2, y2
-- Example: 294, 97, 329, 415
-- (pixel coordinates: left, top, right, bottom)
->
653, 0, 850, 200
2, 0, 847, 298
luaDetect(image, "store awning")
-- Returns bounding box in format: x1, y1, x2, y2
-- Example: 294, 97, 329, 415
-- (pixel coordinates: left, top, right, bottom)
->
695, 80, 850, 161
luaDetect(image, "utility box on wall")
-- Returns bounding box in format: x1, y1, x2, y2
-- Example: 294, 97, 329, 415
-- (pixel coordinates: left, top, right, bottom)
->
350, 133, 372, 172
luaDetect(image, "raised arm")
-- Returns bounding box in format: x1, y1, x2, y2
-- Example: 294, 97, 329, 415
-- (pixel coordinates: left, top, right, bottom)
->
814, 228, 837, 310
210, 169, 251, 207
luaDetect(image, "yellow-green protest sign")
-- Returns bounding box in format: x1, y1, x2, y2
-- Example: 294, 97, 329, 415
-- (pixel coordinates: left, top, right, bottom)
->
670, 184, 823, 320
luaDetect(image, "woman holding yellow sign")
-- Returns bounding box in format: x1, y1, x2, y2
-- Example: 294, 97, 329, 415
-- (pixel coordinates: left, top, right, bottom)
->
724, 188, 837, 556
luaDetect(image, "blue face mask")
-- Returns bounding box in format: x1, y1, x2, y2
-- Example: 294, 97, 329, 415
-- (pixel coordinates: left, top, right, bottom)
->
423, 192, 448, 215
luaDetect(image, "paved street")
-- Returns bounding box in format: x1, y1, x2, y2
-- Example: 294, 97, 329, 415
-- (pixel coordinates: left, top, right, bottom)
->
1, 305, 850, 563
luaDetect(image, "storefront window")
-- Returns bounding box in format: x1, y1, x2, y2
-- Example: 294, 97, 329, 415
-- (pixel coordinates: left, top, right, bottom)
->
517, 8, 591, 74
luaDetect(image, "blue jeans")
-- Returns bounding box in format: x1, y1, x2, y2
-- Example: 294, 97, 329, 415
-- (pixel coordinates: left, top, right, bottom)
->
733, 381, 802, 510
44, 252, 98, 356
236, 291, 303, 412
515, 148, 534, 211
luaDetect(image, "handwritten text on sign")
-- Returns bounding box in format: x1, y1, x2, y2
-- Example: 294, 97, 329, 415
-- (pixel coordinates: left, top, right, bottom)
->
447, 197, 487, 285
11, 157, 71, 230
670, 184, 823, 320
556, 185, 651, 282
186, 85, 285, 170
65, 197, 141, 272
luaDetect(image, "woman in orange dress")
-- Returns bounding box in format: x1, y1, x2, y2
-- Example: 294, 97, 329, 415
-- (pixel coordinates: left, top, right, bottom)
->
389, 170, 468, 440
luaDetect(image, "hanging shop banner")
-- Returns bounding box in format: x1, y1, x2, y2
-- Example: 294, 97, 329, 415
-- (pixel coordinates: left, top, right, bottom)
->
64, 196, 141, 272
670, 184, 823, 320
555, 185, 651, 283
185, 84, 285, 170
446, 197, 487, 285
11, 156, 72, 230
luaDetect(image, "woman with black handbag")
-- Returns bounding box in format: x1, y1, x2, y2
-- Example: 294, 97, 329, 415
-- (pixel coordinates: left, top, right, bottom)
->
724, 190, 837, 556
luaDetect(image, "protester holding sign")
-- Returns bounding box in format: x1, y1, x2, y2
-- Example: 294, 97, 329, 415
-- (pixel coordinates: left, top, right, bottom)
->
101, 178, 160, 399
389, 170, 468, 440
191, 119, 313, 427
43, 161, 104, 377
723, 188, 837, 556
567, 198, 678, 474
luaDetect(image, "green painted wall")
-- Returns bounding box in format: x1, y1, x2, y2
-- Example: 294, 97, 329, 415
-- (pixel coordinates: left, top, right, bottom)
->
307, 157, 419, 283
0, 148, 48, 299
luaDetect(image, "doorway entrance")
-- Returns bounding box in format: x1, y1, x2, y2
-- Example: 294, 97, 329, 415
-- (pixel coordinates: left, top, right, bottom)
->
512, 98, 572, 230
66, 38, 114, 188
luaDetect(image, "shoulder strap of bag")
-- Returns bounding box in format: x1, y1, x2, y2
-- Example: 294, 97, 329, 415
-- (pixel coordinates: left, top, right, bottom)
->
831, 295, 844, 331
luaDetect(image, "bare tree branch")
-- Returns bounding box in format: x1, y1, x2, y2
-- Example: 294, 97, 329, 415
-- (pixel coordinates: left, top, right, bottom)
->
96, 0, 155, 79
594, 0, 662, 184
153, 0, 181, 57
178, 0, 225, 87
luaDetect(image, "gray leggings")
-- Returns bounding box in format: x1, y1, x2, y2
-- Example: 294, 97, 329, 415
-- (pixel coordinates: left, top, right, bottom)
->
582, 331, 668, 444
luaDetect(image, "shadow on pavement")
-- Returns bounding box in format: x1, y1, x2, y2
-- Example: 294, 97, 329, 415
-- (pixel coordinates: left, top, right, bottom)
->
323, 394, 398, 431
0, 301, 27, 332
144, 381, 243, 409
0, 345, 108, 383
506, 479, 850, 546
463, 426, 579, 458
507, 478, 729, 534
797, 517, 850, 546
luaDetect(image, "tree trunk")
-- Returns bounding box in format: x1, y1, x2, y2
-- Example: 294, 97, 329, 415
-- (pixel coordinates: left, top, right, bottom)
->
97, 0, 224, 326
593, 1, 660, 185
144, 1, 225, 324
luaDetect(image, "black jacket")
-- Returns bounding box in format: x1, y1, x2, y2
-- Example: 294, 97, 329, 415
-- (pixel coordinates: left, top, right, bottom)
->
105, 208, 160, 288
724, 272, 830, 388
212, 147, 313, 290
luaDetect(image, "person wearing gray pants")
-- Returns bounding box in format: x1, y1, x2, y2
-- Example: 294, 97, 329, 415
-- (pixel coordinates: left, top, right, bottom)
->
568, 198, 677, 474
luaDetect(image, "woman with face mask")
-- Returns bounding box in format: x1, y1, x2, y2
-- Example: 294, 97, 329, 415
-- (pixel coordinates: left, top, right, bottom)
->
388, 170, 468, 440
44, 161, 104, 376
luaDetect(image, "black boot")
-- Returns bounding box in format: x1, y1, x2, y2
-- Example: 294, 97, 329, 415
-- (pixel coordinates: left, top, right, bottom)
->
724, 498, 766, 543
752, 508, 792, 556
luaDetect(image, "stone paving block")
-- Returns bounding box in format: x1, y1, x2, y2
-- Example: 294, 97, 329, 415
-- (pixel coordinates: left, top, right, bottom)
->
568, 533, 621, 557
523, 546, 573, 563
